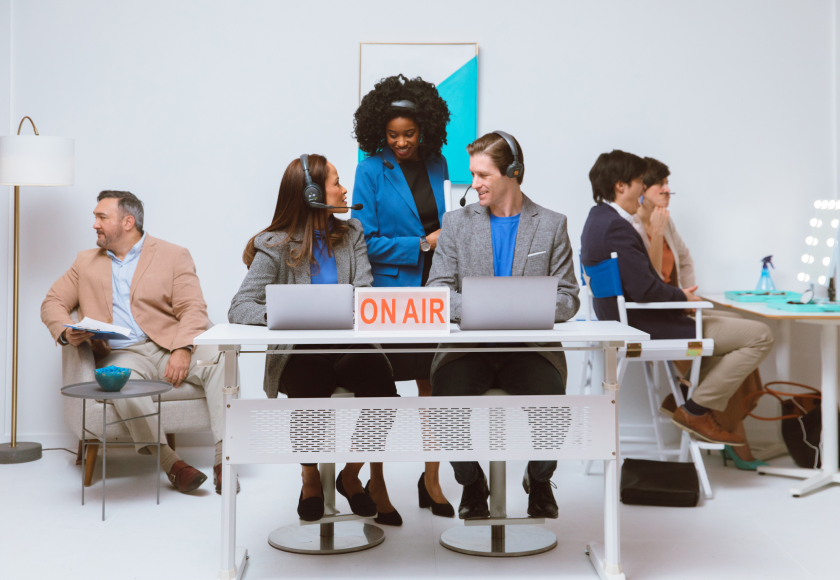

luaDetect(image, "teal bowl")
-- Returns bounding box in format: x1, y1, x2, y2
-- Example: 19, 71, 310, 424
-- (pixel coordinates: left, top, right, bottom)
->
94, 366, 132, 392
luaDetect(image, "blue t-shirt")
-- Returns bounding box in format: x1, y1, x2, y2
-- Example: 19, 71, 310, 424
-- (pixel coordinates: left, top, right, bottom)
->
310, 231, 338, 284
490, 213, 521, 277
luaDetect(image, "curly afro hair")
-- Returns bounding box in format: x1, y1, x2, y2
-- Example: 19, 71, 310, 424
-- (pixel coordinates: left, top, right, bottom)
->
353, 74, 451, 160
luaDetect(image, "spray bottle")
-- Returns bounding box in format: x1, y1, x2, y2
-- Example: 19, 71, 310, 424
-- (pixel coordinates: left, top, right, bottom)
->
756, 255, 776, 291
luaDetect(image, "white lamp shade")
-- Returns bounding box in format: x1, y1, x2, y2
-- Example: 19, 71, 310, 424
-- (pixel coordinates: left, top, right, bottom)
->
0, 135, 74, 186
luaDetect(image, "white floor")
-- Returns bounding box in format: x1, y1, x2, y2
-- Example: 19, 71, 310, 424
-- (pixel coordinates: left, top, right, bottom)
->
2, 444, 838, 580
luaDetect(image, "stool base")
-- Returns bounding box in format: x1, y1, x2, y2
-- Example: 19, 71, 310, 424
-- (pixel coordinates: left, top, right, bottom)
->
440, 525, 557, 557
268, 522, 384, 555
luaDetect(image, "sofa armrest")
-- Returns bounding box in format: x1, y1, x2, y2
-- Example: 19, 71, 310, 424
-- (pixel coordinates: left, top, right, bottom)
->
62, 341, 96, 387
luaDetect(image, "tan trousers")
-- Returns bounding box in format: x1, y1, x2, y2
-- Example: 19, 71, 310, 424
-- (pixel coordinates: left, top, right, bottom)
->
97, 340, 225, 453
692, 310, 774, 411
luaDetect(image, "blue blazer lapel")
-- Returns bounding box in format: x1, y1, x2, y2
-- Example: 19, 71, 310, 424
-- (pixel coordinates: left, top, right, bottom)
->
426, 155, 446, 224
381, 148, 421, 223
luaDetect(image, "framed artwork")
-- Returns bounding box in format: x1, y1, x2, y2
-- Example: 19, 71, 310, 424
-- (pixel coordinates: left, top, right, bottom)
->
359, 42, 478, 184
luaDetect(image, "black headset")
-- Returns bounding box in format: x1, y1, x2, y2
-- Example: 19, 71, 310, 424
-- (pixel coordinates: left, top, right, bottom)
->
492, 130, 524, 179
459, 131, 523, 207
300, 154, 363, 211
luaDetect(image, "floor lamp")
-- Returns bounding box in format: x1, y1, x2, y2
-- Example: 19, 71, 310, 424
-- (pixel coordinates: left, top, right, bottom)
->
0, 116, 74, 464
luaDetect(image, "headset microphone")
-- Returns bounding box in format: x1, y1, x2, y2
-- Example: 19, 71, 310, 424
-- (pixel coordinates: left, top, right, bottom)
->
307, 200, 364, 211
383, 160, 394, 169
459, 185, 473, 207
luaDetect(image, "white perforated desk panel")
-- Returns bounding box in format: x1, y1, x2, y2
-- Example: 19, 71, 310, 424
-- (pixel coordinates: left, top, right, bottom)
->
226, 394, 617, 464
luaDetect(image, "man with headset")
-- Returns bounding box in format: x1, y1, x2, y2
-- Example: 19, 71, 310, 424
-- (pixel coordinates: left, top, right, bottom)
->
426, 132, 580, 520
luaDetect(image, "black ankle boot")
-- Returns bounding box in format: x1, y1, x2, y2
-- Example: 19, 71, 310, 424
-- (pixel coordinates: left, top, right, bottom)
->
458, 475, 490, 520
522, 465, 558, 519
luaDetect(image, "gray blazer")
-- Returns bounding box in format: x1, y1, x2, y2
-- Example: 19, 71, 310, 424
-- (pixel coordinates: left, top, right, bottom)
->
228, 218, 389, 398
426, 195, 580, 384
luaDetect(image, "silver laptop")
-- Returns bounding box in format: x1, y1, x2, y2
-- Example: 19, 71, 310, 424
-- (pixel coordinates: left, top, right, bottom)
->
266, 284, 354, 330
459, 276, 557, 330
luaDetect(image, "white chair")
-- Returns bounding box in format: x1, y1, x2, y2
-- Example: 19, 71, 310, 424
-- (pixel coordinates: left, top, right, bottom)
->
582, 252, 721, 499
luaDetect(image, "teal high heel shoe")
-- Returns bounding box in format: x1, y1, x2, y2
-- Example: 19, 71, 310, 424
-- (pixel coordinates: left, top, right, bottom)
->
721, 445, 769, 471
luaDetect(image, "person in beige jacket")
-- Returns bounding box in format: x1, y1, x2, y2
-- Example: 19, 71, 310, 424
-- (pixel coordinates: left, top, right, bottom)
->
634, 158, 772, 469
41, 190, 230, 493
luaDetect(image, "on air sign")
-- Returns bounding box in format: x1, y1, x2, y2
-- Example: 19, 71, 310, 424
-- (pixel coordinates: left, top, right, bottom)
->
354, 287, 450, 334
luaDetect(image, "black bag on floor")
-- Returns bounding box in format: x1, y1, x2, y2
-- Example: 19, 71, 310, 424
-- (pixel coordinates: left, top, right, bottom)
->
781, 399, 840, 469
744, 381, 838, 470
620, 458, 699, 507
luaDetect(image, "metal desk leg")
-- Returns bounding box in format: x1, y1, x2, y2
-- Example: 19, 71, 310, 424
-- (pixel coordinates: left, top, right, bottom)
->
775, 319, 791, 381
758, 323, 840, 494
588, 343, 625, 580
219, 347, 247, 580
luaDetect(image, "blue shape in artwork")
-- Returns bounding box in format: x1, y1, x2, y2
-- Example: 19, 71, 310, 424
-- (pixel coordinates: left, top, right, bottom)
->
438, 56, 478, 184
357, 55, 478, 184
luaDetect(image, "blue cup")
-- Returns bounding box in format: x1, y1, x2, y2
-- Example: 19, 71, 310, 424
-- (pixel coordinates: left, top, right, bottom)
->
94, 366, 132, 392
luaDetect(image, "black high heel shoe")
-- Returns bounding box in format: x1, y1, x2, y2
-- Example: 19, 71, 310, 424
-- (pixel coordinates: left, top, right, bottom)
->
336, 470, 377, 517
297, 484, 325, 522
365, 480, 403, 526
418, 472, 455, 518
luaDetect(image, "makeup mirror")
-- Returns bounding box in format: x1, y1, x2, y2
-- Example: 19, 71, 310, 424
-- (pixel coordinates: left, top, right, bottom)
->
800, 199, 840, 286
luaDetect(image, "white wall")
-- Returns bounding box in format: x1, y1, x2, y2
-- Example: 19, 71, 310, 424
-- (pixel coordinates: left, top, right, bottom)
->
2, 0, 836, 446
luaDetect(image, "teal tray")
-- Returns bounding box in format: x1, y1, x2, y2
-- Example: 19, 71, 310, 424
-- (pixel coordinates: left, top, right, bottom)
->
724, 290, 799, 302
766, 300, 840, 313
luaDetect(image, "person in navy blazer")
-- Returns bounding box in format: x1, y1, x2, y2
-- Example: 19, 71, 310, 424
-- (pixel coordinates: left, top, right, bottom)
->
352, 74, 455, 517
580, 149, 773, 449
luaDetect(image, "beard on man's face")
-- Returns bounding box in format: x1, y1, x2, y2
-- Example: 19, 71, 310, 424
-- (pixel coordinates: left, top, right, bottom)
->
95, 227, 123, 249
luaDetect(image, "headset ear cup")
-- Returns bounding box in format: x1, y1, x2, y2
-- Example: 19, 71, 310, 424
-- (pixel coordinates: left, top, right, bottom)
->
304, 184, 324, 206
507, 162, 524, 179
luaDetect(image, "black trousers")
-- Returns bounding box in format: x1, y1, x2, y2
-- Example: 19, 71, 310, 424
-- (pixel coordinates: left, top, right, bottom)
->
432, 350, 566, 485
281, 344, 398, 466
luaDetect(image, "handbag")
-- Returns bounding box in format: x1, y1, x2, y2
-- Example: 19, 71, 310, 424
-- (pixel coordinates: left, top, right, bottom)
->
620, 458, 699, 507
744, 381, 838, 469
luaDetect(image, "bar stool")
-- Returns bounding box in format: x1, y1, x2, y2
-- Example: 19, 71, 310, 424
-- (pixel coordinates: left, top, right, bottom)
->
268, 387, 385, 554
439, 388, 558, 557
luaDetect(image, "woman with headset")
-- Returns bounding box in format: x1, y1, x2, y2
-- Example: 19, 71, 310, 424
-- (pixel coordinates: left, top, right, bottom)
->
228, 154, 403, 525
351, 74, 454, 517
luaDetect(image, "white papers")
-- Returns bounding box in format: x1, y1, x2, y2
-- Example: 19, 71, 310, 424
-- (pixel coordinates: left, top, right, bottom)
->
63, 317, 131, 340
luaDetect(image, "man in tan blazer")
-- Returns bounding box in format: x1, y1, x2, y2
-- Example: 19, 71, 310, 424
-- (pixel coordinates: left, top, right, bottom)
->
41, 190, 230, 494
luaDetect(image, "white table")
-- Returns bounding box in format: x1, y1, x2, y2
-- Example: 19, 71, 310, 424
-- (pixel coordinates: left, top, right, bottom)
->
194, 321, 649, 580
702, 293, 840, 497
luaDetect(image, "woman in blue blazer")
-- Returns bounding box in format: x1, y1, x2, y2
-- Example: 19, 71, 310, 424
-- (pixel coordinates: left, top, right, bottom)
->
352, 74, 454, 517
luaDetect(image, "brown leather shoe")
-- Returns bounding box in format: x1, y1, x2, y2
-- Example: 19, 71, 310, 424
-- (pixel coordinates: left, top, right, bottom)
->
660, 381, 690, 417
213, 463, 241, 495
672, 407, 746, 446
167, 460, 207, 493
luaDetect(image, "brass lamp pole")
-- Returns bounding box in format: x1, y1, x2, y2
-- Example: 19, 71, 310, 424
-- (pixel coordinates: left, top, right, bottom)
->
0, 117, 74, 463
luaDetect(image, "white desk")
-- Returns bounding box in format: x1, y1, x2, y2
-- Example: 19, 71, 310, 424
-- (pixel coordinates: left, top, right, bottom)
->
702, 293, 840, 497
195, 321, 649, 580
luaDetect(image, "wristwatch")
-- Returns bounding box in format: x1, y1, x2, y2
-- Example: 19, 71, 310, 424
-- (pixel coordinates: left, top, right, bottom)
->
420, 236, 431, 252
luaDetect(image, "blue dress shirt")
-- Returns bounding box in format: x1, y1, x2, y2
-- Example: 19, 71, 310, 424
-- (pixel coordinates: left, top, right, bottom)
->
107, 233, 148, 349
490, 214, 521, 277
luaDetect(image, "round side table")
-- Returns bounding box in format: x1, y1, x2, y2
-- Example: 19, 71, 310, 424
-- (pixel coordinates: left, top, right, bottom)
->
61, 380, 172, 521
